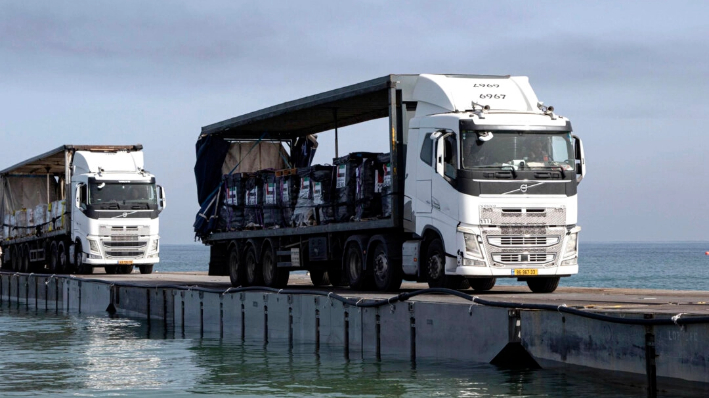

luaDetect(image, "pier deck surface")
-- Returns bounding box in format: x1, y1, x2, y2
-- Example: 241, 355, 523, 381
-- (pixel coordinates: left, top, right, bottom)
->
75, 271, 709, 316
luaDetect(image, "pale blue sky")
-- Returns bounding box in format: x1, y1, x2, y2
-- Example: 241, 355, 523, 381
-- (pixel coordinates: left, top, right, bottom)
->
1, 1, 707, 243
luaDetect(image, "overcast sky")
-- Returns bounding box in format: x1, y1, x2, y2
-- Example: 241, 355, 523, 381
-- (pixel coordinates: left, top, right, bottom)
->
1, 1, 708, 244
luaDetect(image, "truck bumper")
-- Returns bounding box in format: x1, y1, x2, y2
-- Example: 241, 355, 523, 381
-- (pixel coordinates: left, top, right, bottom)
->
455, 264, 578, 277
84, 257, 159, 266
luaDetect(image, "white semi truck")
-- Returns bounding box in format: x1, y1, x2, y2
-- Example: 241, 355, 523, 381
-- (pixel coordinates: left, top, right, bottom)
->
197, 74, 585, 293
1, 145, 166, 274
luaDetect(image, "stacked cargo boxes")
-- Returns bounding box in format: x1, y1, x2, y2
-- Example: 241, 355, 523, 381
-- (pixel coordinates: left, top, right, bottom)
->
243, 173, 264, 228
333, 153, 378, 222
277, 170, 299, 227
218, 173, 244, 231
376, 153, 393, 218
261, 170, 283, 228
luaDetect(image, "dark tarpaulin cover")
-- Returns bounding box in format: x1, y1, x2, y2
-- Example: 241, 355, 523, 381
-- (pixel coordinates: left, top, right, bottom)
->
194, 135, 230, 206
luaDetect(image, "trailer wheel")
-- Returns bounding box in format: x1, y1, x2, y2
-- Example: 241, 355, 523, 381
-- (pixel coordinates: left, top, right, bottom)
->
227, 243, 244, 287
425, 238, 464, 289
244, 243, 262, 286
48, 241, 59, 273
139, 265, 154, 274
345, 242, 371, 290
468, 277, 496, 291
262, 242, 289, 288
57, 241, 68, 274
526, 277, 560, 293
371, 242, 402, 292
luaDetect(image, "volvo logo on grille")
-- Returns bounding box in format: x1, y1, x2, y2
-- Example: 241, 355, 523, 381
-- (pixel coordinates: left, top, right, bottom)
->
520, 184, 528, 193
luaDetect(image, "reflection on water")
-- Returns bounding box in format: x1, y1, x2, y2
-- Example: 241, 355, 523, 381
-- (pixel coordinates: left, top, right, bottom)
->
1, 302, 697, 397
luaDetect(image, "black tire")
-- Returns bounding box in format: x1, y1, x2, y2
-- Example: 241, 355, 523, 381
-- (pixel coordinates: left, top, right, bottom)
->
74, 241, 93, 274
345, 242, 371, 290
370, 241, 403, 292
262, 242, 289, 288
425, 238, 464, 289
309, 270, 330, 287
468, 277, 496, 291
48, 241, 59, 273
105, 266, 117, 274
139, 264, 154, 274
228, 243, 244, 287
526, 277, 560, 293
57, 241, 68, 274
244, 244, 262, 286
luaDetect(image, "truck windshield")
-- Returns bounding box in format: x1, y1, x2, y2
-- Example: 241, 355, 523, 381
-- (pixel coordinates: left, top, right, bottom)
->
89, 182, 157, 206
461, 131, 574, 170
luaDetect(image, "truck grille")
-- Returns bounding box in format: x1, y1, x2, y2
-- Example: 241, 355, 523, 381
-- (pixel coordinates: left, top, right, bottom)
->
99, 225, 149, 259
487, 236, 560, 247
492, 253, 555, 264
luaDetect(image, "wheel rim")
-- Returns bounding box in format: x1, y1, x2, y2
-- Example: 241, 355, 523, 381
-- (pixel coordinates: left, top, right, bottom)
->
428, 251, 444, 281
373, 248, 388, 282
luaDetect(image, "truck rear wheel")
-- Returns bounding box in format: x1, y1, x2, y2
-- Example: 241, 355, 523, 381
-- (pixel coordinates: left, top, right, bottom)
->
371, 242, 402, 292
468, 278, 496, 291
262, 242, 288, 288
244, 243, 262, 286
228, 243, 244, 287
309, 270, 330, 287
10, 246, 19, 271
425, 238, 464, 290
345, 242, 372, 290
48, 241, 59, 273
526, 277, 560, 293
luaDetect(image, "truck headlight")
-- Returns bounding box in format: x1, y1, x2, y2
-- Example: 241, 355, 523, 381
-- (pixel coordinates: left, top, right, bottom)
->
564, 233, 578, 258
88, 239, 100, 253
150, 239, 159, 252
463, 233, 482, 258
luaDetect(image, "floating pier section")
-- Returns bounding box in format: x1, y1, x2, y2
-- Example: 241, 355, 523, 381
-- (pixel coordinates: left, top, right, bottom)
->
1, 271, 708, 396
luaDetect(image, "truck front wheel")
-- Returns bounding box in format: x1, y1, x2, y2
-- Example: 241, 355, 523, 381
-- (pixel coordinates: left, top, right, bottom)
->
425, 239, 464, 290
139, 265, 154, 274
74, 242, 93, 275
526, 277, 560, 293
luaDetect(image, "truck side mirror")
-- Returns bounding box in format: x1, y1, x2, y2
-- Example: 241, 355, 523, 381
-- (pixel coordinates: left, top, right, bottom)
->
157, 185, 167, 211
75, 183, 87, 211
435, 135, 446, 177
573, 135, 585, 183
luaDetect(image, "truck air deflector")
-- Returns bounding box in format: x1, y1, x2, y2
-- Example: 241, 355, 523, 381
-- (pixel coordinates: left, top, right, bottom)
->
459, 120, 573, 132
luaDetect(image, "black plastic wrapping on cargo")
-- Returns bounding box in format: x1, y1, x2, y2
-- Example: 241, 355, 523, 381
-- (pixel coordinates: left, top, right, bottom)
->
261, 170, 283, 228
278, 172, 299, 227
243, 173, 264, 228
333, 152, 379, 222
376, 153, 392, 218
218, 173, 244, 231
355, 158, 380, 221
292, 168, 314, 227
310, 165, 335, 225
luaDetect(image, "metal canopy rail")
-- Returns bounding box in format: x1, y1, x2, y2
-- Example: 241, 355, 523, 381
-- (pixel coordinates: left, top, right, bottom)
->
0, 145, 143, 176
200, 75, 406, 140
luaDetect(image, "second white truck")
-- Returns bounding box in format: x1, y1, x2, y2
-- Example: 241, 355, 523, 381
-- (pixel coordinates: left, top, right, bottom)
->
1, 145, 166, 274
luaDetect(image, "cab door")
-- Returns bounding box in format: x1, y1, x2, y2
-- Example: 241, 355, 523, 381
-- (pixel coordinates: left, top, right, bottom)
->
415, 131, 435, 215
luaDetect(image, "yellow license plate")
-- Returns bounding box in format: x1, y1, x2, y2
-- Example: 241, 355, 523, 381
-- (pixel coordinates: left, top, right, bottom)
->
118, 260, 133, 265
514, 269, 538, 276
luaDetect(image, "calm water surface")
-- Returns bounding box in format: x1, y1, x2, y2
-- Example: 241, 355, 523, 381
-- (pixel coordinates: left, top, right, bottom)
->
0, 242, 706, 397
